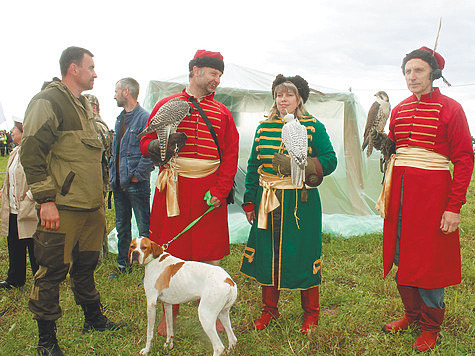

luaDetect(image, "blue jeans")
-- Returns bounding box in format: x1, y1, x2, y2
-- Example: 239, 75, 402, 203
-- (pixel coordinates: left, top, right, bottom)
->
113, 181, 150, 268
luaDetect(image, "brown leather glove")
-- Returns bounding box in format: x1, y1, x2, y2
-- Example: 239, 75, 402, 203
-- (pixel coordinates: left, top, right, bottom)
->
272, 153, 291, 175
305, 157, 323, 187
273, 153, 323, 186
148, 132, 187, 166
371, 129, 389, 151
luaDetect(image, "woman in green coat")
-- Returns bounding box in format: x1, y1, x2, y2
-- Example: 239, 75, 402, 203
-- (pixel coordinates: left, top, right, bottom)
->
240, 74, 337, 333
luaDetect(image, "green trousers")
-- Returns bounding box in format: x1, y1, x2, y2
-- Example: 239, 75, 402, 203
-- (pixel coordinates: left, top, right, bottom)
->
29, 208, 104, 320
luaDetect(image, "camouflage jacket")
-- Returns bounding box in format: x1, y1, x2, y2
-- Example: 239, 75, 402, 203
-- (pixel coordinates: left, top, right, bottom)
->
21, 79, 104, 210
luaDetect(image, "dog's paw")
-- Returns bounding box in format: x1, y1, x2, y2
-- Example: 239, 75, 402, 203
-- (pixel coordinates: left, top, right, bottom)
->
163, 341, 174, 350
139, 347, 150, 355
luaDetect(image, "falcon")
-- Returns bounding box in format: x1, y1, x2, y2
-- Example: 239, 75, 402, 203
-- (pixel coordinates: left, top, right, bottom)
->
137, 98, 192, 162
281, 112, 308, 187
361, 91, 391, 157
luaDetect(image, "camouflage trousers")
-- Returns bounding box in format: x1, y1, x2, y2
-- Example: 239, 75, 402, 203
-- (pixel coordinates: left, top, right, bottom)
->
29, 208, 105, 321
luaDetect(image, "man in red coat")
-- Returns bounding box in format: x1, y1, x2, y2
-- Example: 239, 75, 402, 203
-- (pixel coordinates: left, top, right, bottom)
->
140, 50, 239, 334
373, 47, 474, 352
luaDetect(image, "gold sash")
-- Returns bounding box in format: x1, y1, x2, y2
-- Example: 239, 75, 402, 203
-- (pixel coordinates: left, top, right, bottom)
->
375, 147, 449, 218
156, 157, 220, 217
257, 172, 316, 229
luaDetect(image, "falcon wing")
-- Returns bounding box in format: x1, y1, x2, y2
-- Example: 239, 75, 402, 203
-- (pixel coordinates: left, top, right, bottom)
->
281, 121, 308, 167
375, 101, 391, 132
136, 98, 191, 138
361, 101, 380, 150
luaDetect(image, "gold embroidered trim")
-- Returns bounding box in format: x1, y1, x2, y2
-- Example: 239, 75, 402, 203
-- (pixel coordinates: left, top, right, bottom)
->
243, 247, 255, 263
313, 258, 322, 275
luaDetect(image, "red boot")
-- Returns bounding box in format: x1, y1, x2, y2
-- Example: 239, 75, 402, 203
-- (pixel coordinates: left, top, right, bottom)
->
301, 287, 320, 334
253, 286, 280, 330
413, 303, 444, 352
383, 285, 422, 333
157, 304, 179, 336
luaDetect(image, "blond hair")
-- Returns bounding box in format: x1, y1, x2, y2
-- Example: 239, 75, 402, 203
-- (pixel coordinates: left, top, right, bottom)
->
268, 81, 307, 119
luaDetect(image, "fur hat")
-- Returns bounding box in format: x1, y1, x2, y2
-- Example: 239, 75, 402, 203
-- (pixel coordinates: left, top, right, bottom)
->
401, 46, 445, 73
272, 74, 310, 103
188, 50, 224, 73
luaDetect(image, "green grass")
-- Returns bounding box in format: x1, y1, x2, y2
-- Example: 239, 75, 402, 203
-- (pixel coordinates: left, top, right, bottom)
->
0, 155, 473, 355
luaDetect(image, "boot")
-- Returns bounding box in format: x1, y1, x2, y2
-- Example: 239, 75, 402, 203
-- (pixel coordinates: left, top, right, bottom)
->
253, 286, 280, 330
157, 304, 179, 336
301, 287, 320, 334
81, 301, 126, 333
413, 303, 445, 352
36, 320, 64, 356
383, 285, 422, 333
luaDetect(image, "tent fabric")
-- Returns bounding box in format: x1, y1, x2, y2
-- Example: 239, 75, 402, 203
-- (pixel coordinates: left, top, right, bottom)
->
107, 64, 385, 252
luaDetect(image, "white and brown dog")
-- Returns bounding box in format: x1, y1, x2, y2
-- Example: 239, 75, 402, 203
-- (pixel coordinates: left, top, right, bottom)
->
128, 237, 238, 356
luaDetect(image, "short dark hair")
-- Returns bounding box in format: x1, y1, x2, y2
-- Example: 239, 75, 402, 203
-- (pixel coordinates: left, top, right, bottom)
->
59, 46, 94, 77
117, 77, 140, 100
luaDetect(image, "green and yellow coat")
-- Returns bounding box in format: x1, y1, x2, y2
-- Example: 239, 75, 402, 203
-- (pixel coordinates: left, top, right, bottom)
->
240, 114, 337, 290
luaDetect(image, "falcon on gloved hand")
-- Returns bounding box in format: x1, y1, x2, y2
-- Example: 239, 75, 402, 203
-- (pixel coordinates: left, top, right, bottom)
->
137, 98, 192, 162
362, 91, 391, 157
281, 112, 308, 187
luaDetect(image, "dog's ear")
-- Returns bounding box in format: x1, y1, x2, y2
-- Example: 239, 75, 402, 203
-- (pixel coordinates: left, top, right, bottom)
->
128, 238, 136, 264
151, 241, 163, 258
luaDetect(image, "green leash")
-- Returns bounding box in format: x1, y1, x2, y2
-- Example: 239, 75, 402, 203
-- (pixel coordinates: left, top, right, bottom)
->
162, 191, 216, 250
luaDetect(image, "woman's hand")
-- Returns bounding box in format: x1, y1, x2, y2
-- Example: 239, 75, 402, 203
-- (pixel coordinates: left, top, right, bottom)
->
246, 210, 255, 225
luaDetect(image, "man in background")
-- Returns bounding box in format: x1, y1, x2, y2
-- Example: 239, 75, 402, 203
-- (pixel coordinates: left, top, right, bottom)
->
108, 78, 153, 278
84, 93, 112, 261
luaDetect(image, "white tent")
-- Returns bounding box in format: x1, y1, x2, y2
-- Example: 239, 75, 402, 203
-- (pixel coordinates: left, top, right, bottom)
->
108, 64, 384, 252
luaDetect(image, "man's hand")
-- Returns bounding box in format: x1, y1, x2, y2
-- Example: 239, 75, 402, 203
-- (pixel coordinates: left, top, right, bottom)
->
40, 201, 60, 231
245, 210, 255, 225
440, 211, 460, 234
209, 195, 222, 208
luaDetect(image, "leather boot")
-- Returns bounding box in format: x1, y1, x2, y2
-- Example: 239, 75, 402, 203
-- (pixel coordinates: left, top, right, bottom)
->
301, 287, 320, 334
383, 285, 422, 333
37, 320, 64, 356
413, 303, 445, 352
81, 301, 126, 333
157, 304, 179, 336
253, 286, 280, 330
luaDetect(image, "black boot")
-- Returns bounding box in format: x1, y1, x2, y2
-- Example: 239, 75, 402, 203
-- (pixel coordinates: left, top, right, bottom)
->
37, 320, 64, 356
81, 301, 126, 333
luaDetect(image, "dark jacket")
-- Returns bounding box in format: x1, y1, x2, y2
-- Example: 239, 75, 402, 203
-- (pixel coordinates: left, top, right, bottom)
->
109, 104, 153, 189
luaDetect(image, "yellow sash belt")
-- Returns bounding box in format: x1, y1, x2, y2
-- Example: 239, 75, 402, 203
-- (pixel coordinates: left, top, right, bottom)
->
156, 157, 220, 217
376, 147, 449, 218
257, 172, 316, 229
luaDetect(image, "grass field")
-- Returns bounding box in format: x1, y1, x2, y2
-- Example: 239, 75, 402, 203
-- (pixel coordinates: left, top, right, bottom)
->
0, 155, 473, 355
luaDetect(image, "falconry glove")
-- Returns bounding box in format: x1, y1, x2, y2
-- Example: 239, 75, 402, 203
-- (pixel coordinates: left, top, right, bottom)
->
272, 153, 291, 176
148, 132, 187, 166
371, 129, 396, 174
273, 153, 323, 187
305, 157, 323, 187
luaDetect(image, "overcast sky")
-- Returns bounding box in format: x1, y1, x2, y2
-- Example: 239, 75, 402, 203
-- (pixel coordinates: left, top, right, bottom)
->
1, 0, 474, 133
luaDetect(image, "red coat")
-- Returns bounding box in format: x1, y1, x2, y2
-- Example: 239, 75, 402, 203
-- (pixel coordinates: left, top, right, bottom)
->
140, 90, 239, 261
384, 89, 474, 288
